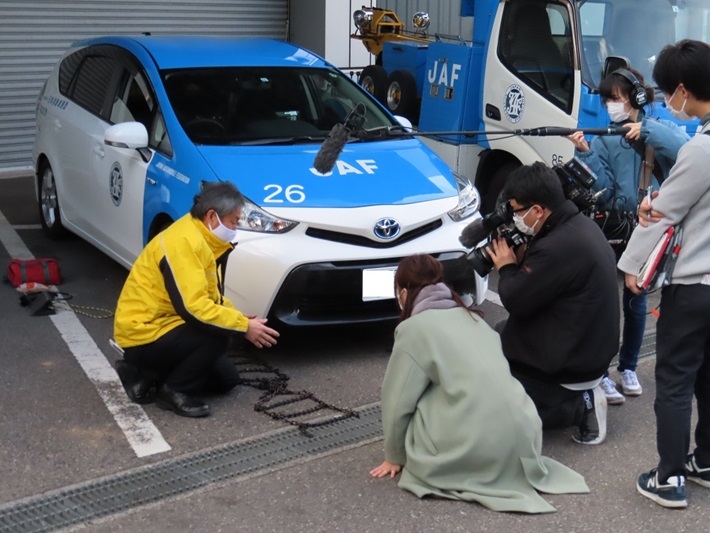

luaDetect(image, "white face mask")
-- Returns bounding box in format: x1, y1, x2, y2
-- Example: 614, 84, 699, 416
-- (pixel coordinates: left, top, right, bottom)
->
210, 213, 237, 243
513, 207, 538, 236
606, 101, 630, 123
665, 87, 691, 121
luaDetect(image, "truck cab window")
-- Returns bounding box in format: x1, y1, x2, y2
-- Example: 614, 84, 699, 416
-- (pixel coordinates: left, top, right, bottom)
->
498, 0, 574, 111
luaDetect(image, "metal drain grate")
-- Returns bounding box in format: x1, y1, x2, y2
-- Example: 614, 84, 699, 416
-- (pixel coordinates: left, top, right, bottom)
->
0, 405, 383, 533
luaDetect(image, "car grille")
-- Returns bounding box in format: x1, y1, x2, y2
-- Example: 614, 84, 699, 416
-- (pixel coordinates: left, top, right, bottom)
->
268, 252, 477, 326
305, 219, 443, 248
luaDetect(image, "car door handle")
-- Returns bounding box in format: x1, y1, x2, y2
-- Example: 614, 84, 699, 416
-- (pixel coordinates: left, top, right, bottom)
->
93, 144, 105, 158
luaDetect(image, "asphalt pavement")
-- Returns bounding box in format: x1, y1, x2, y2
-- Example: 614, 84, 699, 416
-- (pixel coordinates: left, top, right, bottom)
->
0, 174, 706, 533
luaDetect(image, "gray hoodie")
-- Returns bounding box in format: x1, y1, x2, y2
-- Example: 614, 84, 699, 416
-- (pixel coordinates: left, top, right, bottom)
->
618, 121, 710, 285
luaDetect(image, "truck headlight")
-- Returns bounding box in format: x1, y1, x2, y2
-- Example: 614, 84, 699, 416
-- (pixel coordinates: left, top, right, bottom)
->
238, 197, 299, 233
447, 172, 480, 222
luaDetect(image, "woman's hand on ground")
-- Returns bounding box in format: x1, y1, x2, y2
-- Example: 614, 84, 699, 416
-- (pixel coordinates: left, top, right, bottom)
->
370, 461, 402, 479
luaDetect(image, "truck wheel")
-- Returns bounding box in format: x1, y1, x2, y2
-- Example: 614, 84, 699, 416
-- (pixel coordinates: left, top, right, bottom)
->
37, 161, 67, 238
386, 70, 417, 119
482, 163, 519, 215
359, 65, 387, 103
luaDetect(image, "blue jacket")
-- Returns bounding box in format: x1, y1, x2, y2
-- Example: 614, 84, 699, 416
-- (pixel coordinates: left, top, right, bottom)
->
575, 110, 689, 212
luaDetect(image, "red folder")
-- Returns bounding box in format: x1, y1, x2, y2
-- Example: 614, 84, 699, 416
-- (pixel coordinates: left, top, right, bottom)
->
637, 227, 675, 290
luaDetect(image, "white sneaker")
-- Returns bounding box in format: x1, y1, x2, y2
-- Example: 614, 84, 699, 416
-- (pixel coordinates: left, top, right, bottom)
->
600, 376, 625, 405
619, 369, 642, 396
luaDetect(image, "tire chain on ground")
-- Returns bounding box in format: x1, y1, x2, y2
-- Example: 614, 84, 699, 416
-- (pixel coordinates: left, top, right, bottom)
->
227, 349, 359, 436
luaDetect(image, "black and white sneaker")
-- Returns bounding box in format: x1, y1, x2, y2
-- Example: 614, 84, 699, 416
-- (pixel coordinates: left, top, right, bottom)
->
686, 454, 710, 488
572, 384, 607, 445
637, 469, 687, 508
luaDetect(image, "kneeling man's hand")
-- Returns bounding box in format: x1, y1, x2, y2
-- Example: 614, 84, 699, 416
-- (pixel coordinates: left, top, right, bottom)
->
245, 317, 280, 348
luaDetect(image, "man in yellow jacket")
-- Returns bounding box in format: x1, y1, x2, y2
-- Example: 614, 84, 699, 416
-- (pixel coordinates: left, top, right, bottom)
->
113, 181, 279, 418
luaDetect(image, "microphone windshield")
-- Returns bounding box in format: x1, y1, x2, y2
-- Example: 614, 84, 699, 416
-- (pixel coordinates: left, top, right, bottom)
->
313, 123, 349, 174
459, 218, 488, 248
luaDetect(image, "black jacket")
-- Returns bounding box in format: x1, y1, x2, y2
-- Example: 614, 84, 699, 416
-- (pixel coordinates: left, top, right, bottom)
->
498, 200, 620, 384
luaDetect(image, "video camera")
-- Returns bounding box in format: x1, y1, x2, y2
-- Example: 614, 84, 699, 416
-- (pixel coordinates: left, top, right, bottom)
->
460, 158, 598, 277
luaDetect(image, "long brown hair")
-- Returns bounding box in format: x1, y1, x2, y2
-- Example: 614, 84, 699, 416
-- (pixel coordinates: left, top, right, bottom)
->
394, 254, 482, 322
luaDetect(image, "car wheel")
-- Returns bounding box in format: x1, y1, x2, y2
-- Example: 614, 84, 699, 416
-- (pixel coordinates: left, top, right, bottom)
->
148, 216, 174, 242
481, 163, 519, 215
359, 65, 387, 103
386, 70, 418, 120
38, 161, 66, 238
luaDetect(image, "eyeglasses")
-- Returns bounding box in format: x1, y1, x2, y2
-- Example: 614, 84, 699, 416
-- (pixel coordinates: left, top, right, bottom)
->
512, 205, 532, 214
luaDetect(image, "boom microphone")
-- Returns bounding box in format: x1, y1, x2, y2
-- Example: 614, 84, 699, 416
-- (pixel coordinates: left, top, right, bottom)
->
313, 103, 367, 174
515, 126, 630, 136
459, 218, 489, 249
313, 123, 349, 174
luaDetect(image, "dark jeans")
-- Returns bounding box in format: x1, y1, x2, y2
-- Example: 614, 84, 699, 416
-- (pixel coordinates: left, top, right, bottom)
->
124, 324, 242, 395
509, 366, 585, 430
603, 286, 647, 377
655, 284, 710, 481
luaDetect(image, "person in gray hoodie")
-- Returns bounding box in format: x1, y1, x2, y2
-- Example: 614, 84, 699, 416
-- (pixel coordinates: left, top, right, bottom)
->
567, 67, 689, 405
617, 39, 710, 509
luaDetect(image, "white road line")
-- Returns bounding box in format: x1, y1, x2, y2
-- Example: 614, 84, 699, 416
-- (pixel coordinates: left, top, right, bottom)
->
486, 289, 503, 307
0, 209, 171, 458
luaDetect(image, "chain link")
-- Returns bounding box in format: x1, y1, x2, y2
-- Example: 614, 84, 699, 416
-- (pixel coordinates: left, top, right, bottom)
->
51, 299, 115, 319
228, 350, 359, 436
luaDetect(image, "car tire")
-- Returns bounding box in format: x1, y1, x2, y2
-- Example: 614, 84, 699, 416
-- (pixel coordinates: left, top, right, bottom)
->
148, 216, 174, 242
386, 70, 418, 120
37, 161, 66, 238
481, 163, 519, 215
359, 65, 388, 103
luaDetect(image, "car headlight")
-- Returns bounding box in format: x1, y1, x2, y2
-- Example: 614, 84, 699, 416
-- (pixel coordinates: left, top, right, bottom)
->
238, 197, 299, 233
447, 172, 480, 222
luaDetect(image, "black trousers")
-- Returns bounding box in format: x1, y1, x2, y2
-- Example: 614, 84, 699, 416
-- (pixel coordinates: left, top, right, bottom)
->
509, 366, 585, 429
655, 284, 710, 481
124, 324, 242, 395
496, 319, 585, 429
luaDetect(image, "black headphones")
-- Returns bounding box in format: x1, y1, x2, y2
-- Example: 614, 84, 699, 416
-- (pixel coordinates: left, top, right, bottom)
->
612, 69, 648, 109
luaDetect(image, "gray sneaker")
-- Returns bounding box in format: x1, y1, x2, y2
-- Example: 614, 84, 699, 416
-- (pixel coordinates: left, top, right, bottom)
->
600, 376, 625, 405
619, 369, 642, 396
572, 384, 607, 445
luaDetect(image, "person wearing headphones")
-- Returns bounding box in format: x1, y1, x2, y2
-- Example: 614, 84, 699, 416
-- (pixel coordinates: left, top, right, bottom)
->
566, 67, 689, 405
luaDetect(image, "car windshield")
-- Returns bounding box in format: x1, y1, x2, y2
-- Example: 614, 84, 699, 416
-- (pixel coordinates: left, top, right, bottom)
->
161, 67, 396, 145
578, 0, 710, 87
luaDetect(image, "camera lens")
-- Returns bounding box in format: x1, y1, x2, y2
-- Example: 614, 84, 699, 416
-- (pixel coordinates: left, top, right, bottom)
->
465, 246, 494, 277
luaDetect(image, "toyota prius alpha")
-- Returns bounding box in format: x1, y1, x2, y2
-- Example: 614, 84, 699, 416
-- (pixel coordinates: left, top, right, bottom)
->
32, 36, 486, 326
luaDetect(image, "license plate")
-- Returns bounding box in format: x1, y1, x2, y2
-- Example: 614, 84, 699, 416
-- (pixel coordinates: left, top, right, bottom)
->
362, 267, 397, 301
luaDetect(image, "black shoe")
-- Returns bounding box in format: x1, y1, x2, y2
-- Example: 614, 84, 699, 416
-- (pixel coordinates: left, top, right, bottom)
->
156, 384, 210, 418
572, 384, 607, 445
115, 360, 156, 405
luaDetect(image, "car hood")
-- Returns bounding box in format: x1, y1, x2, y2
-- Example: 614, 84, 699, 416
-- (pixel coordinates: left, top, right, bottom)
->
196, 139, 458, 208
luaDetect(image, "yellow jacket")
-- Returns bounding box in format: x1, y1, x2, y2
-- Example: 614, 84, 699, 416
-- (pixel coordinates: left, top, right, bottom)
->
114, 214, 248, 348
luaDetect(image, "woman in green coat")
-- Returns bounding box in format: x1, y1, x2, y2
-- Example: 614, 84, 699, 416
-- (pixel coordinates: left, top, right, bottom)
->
370, 254, 589, 513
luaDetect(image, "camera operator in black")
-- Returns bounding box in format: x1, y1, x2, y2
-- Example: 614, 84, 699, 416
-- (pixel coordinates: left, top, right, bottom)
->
487, 162, 620, 445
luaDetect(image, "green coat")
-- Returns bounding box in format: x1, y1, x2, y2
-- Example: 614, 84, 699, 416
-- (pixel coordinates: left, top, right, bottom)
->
382, 307, 589, 513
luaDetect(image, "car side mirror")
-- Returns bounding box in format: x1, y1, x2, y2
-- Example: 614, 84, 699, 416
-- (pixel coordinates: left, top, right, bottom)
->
393, 115, 413, 132
602, 56, 631, 79
104, 122, 152, 163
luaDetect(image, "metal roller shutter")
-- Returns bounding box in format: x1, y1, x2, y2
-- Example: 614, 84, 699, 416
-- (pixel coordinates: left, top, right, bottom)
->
0, 0, 288, 172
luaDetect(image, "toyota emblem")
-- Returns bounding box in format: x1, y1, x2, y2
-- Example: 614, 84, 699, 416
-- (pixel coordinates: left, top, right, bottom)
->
373, 218, 401, 240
